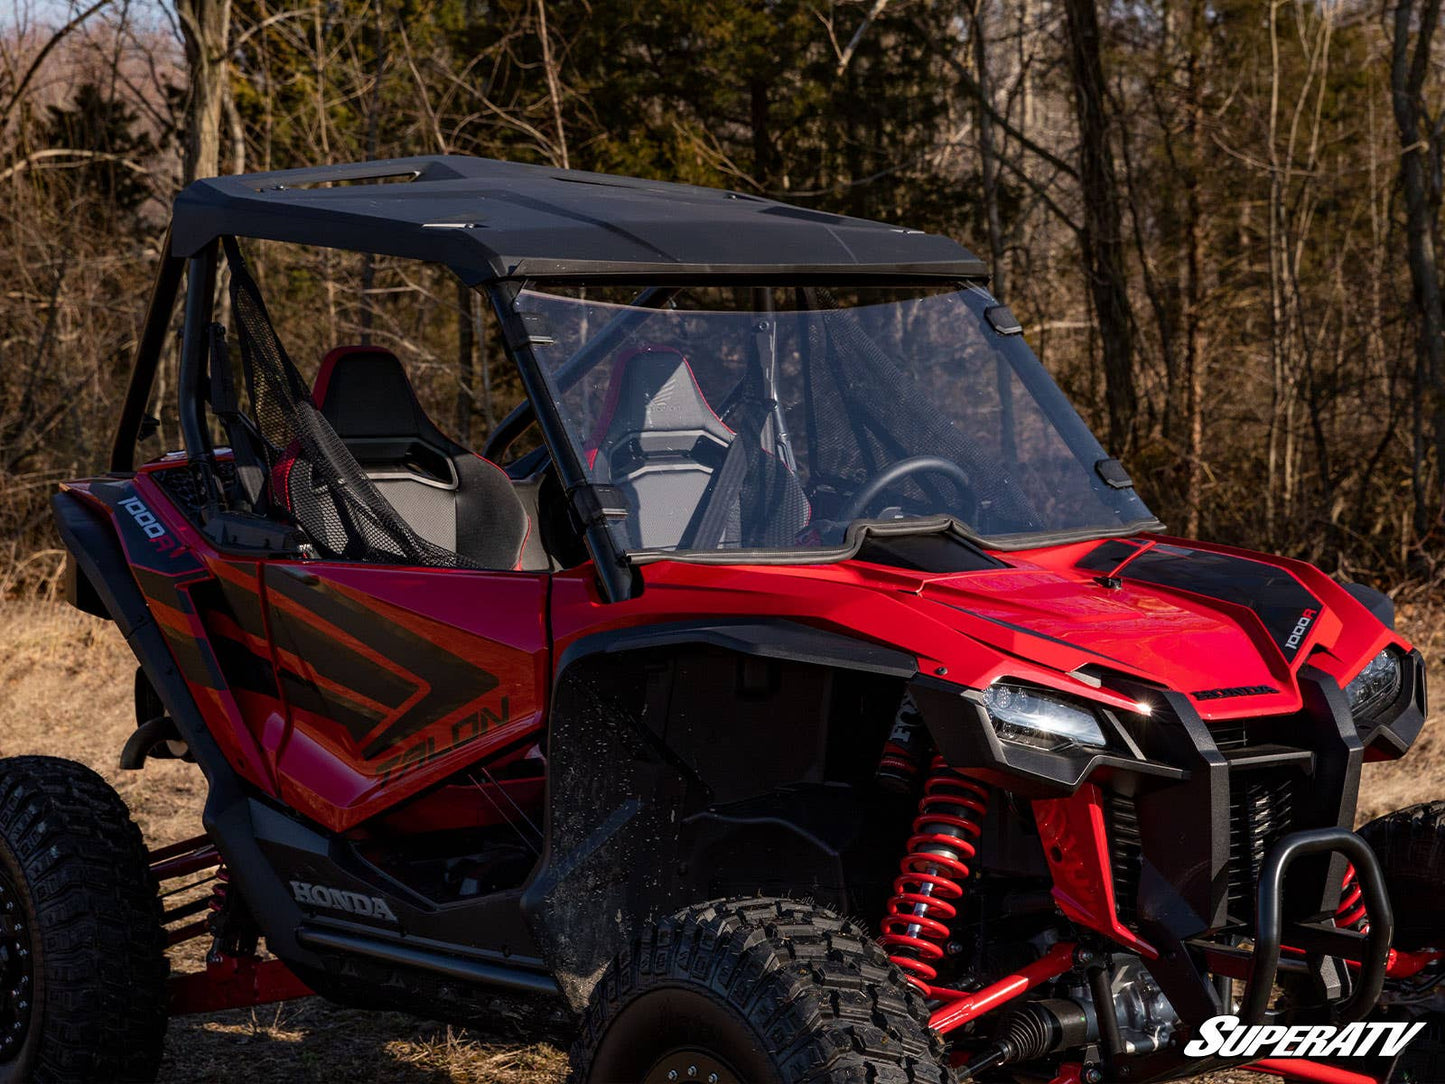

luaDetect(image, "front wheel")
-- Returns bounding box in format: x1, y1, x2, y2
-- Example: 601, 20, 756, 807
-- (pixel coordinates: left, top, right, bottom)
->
0, 757, 168, 1082
1358, 802, 1445, 1084
570, 897, 952, 1084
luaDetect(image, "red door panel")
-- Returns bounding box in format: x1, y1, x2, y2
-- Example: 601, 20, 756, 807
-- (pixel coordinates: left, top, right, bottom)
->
261, 561, 549, 831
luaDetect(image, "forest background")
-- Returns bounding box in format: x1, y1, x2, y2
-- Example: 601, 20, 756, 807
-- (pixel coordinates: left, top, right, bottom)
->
5, 0, 1445, 597
5, 2, 1445, 1078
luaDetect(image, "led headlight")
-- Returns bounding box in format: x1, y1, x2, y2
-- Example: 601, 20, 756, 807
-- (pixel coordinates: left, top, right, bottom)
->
1344, 648, 1403, 724
982, 681, 1108, 752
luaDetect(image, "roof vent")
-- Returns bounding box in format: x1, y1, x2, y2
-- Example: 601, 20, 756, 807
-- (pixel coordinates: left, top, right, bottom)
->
262, 170, 421, 192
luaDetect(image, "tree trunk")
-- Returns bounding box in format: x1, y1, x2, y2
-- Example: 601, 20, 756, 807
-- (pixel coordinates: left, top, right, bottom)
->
968, 0, 1006, 303
750, 77, 776, 189
176, 0, 232, 184
360, 0, 386, 342
1182, 0, 1207, 537
1391, 0, 1445, 543
1062, 0, 1136, 454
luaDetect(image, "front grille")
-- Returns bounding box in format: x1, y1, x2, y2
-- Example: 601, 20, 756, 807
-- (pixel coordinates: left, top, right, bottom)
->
1227, 774, 1297, 921
1209, 721, 1250, 750
1106, 771, 1299, 930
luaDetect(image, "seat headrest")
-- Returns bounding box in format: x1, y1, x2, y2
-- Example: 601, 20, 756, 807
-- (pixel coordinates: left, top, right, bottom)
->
315, 345, 436, 442
587, 346, 732, 455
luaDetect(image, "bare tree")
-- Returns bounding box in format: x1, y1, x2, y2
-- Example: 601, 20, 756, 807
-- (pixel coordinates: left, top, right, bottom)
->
966, 0, 1006, 302
1062, 0, 1136, 454
1391, 0, 1445, 545
175, 0, 232, 183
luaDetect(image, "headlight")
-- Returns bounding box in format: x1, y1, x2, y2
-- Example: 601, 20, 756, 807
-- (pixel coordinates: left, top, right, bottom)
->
982, 681, 1108, 752
1345, 648, 1403, 723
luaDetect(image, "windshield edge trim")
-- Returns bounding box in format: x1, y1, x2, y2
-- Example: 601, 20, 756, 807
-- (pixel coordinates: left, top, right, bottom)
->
621, 517, 1167, 567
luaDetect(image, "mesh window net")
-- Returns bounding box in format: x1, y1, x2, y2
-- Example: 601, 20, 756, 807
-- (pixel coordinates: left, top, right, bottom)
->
221, 237, 479, 568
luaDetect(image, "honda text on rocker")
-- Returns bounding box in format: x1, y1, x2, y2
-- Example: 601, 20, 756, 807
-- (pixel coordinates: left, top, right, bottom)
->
8, 156, 1437, 1083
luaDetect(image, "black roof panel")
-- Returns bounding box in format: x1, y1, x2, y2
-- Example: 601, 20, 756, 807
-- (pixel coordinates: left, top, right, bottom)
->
171, 156, 987, 283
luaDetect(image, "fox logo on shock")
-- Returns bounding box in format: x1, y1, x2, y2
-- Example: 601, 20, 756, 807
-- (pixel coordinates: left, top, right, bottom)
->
1286, 608, 1318, 651
118, 496, 167, 540
290, 881, 398, 923
1183, 1016, 1425, 1060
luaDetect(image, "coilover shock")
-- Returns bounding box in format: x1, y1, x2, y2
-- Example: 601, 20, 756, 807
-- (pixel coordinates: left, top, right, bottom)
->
876, 692, 931, 793
1336, 863, 1368, 931
207, 864, 260, 959
879, 754, 992, 996
207, 865, 230, 919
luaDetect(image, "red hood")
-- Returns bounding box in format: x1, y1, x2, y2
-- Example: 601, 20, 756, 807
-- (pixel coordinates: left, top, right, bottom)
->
559, 535, 1403, 722
884, 536, 1401, 718
915, 565, 1296, 711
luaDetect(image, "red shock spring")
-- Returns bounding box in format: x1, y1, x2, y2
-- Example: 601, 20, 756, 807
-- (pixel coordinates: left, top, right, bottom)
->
879, 756, 991, 997
208, 866, 230, 916
1335, 863, 1368, 931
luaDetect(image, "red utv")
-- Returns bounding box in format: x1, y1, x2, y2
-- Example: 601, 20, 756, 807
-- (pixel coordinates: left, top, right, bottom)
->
19, 155, 1440, 1082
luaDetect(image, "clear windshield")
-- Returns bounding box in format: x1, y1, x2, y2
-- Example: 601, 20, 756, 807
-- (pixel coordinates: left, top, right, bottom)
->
518, 286, 1158, 557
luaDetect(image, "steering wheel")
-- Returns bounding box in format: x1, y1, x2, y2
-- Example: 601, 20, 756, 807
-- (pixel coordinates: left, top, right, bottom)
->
837, 456, 976, 524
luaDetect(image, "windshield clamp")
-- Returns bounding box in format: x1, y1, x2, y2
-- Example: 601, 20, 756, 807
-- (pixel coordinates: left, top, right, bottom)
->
567, 483, 629, 531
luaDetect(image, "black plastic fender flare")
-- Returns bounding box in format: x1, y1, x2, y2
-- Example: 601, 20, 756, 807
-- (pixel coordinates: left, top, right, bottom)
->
522, 618, 917, 1010
50, 489, 321, 968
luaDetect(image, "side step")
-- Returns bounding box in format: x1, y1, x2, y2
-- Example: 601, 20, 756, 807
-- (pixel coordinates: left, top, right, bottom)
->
295, 925, 560, 997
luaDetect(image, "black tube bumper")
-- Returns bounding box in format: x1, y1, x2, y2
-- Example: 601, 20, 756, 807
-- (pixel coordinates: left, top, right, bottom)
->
1241, 826, 1395, 1024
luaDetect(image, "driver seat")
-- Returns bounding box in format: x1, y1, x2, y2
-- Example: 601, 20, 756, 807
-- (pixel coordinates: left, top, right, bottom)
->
584, 346, 733, 549
310, 345, 530, 569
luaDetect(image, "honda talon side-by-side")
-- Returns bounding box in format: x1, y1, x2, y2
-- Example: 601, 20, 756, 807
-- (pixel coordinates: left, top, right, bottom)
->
19, 155, 1439, 1083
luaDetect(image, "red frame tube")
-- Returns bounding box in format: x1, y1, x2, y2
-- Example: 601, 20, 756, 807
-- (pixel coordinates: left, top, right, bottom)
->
928, 941, 1077, 1035
1246, 1058, 1381, 1084
1383, 946, 1443, 978
170, 955, 312, 1016
149, 836, 222, 881
1206, 943, 1441, 983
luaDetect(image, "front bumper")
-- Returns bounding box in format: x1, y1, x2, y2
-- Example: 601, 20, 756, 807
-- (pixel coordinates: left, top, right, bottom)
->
1241, 827, 1394, 1024
908, 652, 1426, 1067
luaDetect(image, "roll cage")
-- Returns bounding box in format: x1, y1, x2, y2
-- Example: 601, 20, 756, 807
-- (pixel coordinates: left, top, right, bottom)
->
113, 156, 995, 604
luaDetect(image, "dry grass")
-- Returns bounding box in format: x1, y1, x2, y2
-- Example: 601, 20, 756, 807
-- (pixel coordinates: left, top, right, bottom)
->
0, 597, 1440, 1082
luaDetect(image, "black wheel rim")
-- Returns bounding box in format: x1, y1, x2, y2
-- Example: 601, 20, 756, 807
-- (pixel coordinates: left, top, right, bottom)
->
0, 867, 34, 1062
642, 1048, 740, 1084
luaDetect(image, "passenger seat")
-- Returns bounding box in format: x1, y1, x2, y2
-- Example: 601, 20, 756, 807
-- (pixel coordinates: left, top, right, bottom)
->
312, 346, 530, 569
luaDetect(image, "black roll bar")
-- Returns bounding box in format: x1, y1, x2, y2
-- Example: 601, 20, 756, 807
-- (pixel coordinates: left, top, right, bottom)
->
177, 242, 221, 509
111, 228, 186, 471
486, 281, 636, 603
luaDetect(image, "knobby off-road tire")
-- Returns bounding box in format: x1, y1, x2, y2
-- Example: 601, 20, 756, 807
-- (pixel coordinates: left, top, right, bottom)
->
1357, 802, 1445, 1084
0, 756, 168, 1082
1358, 801, 1445, 949
570, 897, 953, 1084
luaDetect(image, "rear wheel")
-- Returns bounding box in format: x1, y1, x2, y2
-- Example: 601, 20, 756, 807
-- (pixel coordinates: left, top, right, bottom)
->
0, 757, 168, 1082
570, 897, 952, 1084
1358, 802, 1445, 1084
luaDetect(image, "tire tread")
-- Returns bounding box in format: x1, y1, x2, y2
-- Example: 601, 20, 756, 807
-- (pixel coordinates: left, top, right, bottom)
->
1358, 800, 1445, 949
571, 896, 952, 1084
0, 756, 167, 1082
